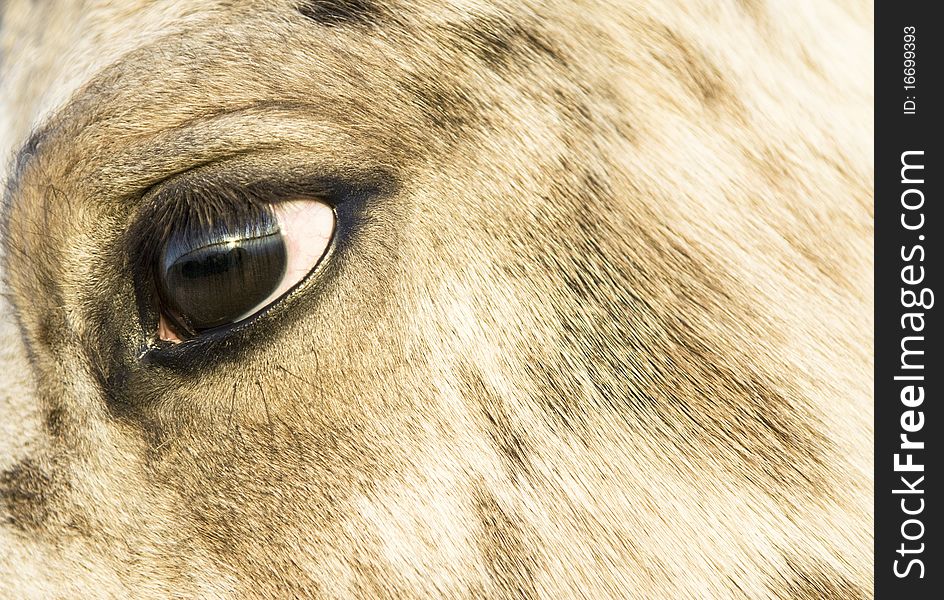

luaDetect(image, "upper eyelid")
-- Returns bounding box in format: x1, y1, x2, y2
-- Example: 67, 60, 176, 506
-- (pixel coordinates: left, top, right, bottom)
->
126, 178, 293, 287
96, 102, 333, 196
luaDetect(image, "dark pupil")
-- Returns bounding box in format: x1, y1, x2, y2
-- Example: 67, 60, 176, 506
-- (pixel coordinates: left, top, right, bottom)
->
159, 208, 287, 332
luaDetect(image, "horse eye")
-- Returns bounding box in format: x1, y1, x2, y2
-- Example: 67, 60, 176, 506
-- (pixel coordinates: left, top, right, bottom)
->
156, 199, 334, 341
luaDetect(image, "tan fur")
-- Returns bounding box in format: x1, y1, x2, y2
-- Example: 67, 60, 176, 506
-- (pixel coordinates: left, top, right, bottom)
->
0, 1, 872, 598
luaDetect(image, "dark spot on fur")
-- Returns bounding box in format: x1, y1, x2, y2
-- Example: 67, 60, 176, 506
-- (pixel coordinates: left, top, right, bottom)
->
456, 16, 564, 72
296, 0, 380, 27
736, 0, 766, 22
83, 307, 135, 411
92, 356, 133, 411
350, 556, 403, 598
459, 366, 535, 480
552, 88, 594, 125
34, 308, 68, 353
43, 406, 66, 437
550, 83, 640, 146
799, 47, 827, 79
774, 555, 868, 599
0, 459, 55, 532
473, 486, 538, 599
400, 74, 482, 132
651, 26, 733, 108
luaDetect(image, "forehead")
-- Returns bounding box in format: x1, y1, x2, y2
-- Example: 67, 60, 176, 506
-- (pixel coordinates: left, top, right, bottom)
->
1, 1, 206, 155
0, 0, 554, 163
2, 0, 580, 181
